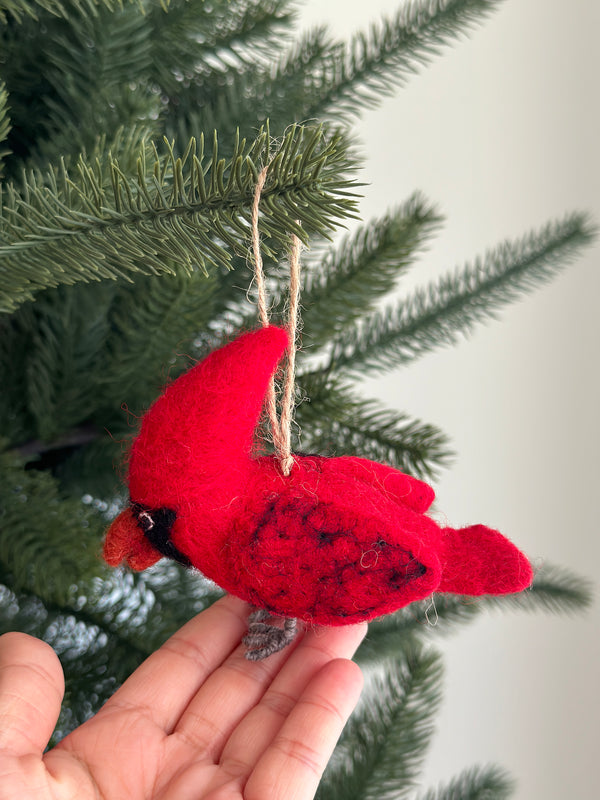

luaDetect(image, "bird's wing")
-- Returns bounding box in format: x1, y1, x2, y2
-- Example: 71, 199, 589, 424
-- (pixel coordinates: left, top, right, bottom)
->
318, 456, 435, 513
219, 480, 439, 626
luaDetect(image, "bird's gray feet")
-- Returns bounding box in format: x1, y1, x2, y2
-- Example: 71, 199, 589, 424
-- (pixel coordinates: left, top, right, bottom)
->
243, 608, 298, 661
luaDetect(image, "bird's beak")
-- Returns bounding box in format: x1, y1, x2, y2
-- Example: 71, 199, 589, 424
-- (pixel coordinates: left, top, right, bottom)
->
102, 506, 162, 570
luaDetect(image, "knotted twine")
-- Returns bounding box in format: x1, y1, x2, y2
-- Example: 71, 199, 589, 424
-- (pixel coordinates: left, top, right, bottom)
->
251, 166, 301, 477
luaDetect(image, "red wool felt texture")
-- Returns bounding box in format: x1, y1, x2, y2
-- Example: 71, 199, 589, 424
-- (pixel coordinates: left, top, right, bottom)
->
104, 326, 533, 625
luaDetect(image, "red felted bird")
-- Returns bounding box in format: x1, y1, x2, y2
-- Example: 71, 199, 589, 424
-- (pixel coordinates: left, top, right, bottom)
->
104, 326, 533, 659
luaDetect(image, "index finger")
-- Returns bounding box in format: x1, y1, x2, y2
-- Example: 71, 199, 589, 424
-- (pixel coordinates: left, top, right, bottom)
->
101, 594, 249, 732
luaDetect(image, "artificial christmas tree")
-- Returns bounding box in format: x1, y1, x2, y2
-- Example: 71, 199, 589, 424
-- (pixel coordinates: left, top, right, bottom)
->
0, 0, 594, 797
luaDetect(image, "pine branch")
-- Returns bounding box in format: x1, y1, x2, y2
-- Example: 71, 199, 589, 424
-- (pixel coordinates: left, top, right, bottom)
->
0, 570, 150, 738
0, 0, 137, 24
327, 213, 596, 375
163, 26, 336, 144
0, 448, 104, 603
0, 125, 359, 312
357, 563, 593, 663
1, 1, 293, 166
0, 8, 159, 175
175, 0, 503, 138
0, 559, 221, 739
262, 25, 339, 126
0, 279, 118, 446
317, 649, 443, 800
0, 82, 10, 177
16, 284, 113, 441
170, 0, 502, 142
149, 0, 295, 97
231, 194, 442, 357
43, 6, 153, 101
96, 270, 220, 409
78, 562, 219, 657
419, 765, 515, 800
357, 600, 440, 664
300, 195, 443, 349
295, 376, 453, 480
301, 0, 504, 122
478, 563, 593, 616
2, 268, 221, 452
30, 5, 157, 163
54, 437, 126, 499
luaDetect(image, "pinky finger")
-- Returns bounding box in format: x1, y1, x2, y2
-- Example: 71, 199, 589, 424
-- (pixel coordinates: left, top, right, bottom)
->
244, 658, 364, 800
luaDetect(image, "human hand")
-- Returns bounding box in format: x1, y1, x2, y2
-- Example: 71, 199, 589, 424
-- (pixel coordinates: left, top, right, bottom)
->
0, 595, 366, 800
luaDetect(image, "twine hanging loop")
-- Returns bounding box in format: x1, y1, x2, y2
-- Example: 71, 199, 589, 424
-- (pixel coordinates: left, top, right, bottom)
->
251, 166, 301, 477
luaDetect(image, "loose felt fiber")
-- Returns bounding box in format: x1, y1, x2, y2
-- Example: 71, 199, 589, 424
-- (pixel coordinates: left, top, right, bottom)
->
103, 326, 533, 625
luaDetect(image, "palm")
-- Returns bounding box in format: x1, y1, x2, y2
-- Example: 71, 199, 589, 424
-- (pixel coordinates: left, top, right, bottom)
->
0, 596, 365, 800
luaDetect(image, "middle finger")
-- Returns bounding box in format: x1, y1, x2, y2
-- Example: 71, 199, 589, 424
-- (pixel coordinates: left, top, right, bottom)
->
216, 622, 367, 780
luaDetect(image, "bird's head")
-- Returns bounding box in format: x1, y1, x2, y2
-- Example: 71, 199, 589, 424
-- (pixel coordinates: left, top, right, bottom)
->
103, 326, 291, 573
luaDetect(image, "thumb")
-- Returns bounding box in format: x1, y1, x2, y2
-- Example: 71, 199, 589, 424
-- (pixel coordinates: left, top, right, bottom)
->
0, 632, 64, 756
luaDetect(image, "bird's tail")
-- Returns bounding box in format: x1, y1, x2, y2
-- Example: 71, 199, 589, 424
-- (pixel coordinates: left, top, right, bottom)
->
438, 524, 533, 596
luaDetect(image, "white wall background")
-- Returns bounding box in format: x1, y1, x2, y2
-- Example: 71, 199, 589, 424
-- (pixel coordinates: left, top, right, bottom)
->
299, 1, 599, 798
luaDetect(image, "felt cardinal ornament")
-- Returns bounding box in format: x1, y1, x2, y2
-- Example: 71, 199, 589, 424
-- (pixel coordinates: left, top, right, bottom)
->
103, 325, 533, 659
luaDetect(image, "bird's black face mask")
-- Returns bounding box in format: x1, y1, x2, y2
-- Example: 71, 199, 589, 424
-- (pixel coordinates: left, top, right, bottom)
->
130, 501, 192, 568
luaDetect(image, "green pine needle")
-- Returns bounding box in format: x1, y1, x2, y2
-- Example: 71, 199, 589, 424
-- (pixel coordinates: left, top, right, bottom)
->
149, 0, 295, 97
0, 0, 133, 25
170, 0, 504, 141
301, 195, 443, 348
0, 570, 150, 738
163, 25, 337, 157
0, 125, 359, 312
0, 83, 11, 177
358, 563, 593, 663
302, 0, 504, 121
0, 558, 221, 740
34, 6, 156, 163
95, 270, 220, 412
481, 563, 594, 616
0, 4, 160, 172
318, 648, 444, 800
419, 764, 516, 800
328, 213, 596, 375
1, 268, 222, 466
0, 447, 104, 603
232, 193, 443, 361
295, 375, 453, 480
8, 284, 114, 442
